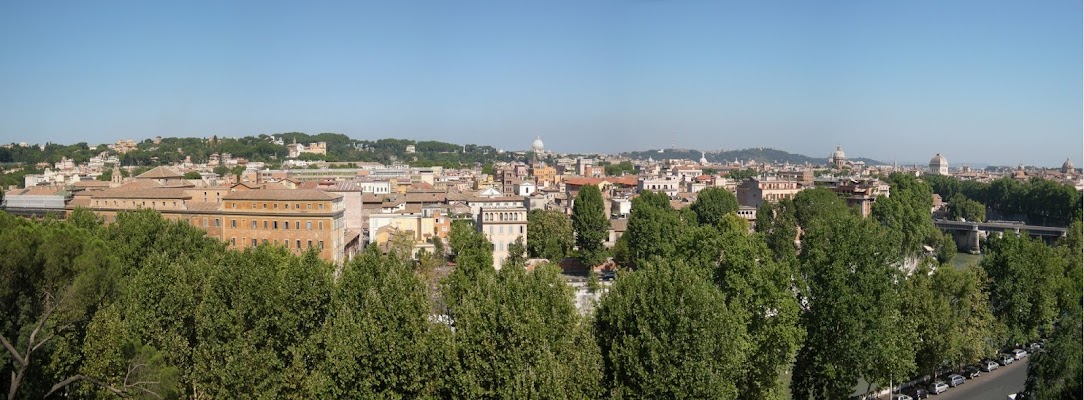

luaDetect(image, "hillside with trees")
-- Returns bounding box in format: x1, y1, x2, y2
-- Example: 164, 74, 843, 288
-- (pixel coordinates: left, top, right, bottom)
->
623, 147, 883, 166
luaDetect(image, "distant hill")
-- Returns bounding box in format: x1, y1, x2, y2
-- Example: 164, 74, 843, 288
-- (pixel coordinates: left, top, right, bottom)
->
623, 147, 884, 166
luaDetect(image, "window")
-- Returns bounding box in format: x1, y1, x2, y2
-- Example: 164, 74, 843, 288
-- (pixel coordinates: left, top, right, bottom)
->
252, 203, 256, 209
231, 237, 236, 245
297, 240, 302, 248
319, 221, 323, 230
306, 222, 312, 230
273, 221, 278, 229
520, 226, 524, 234
203, 217, 208, 227
319, 241, 324, 249
318, 204, 324, 210
274, 203, 278, 209
251, 221, 257, 229
231, 202, 237, 209
307, 203, 312, 210
284, 239, 289, 247
231, 220, 237, 228
252, 239, 257, 247
263, 220, 268, 229
499, 226, 504, 234
263, 203, 267, 209
284, 221, 289, 230
307, 240, 313, 248
285, 203, 290, 209
295, 221, 300, 229
295, 203, 300, 209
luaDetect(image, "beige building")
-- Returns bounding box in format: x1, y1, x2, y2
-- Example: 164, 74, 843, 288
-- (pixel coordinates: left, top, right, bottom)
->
74, 175, 352, 263
477, 207, 527, 269
736, 177, 804, 208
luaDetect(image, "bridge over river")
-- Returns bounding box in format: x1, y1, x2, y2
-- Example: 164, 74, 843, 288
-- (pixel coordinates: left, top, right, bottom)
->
933, 219, 1068, 253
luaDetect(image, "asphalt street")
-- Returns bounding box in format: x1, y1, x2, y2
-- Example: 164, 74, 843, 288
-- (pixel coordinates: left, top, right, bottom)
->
926, 357, 1028, 400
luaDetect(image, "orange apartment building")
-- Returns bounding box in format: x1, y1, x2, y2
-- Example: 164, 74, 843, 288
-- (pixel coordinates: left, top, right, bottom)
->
76, 181, 351, 263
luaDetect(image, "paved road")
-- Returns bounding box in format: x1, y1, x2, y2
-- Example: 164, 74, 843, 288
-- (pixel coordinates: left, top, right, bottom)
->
929, 358, 1028, 400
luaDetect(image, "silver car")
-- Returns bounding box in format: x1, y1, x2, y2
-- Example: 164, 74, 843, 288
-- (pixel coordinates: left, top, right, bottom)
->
948, 374, 966, 387
980, 360, 999, 372
928, 381, 949, 394
1012, 349, 1028, 359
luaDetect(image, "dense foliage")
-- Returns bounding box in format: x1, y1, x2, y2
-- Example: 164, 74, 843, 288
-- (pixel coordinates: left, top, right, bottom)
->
571, 185, 609, 265
2, 174, 1079, 399
926, 174, 1081, 226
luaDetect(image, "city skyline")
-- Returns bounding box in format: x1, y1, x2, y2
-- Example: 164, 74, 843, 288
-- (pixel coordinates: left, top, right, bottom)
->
1, 1, 1081, 166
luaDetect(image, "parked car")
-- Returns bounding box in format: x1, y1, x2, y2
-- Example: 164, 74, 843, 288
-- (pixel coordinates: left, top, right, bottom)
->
903, 385, 929, 399
891, 394, 914, 400
948, 374, 966, 387
928, 381, 949, 394
998, 353, 1015, 366
600, 270, 616, 281
1028, 342, 1042, 352
1012, 349, 1028, 359
980, 360, 999, 372
963, 366, 981, 379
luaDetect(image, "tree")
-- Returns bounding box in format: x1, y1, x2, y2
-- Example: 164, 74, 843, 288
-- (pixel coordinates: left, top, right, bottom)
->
526, 209, 573, 261
624, 191, 683, 269
689, 187, 739, 228
936, 231, 957, 265
444, 259, 601, 398
872, 173, 938, 257
1024, 306, 1082, 399
791, 214, 911, 399
181, 171, 202, 180
504, 236, 527, 268
983, 232, 1068, 344
947, 193, 986, 222
191, 247, 332, 397
304, 247, 449, 398
98, 167, 113, 182
0, 214, 123, 399
595, 259, 745, 398
571, 184, 608, 266
712, 231, 803, 400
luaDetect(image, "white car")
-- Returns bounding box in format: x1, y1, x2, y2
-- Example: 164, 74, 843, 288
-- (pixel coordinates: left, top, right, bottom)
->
980, 360, 999, 372
1012, 349, 1028, 360
891, 395, 914, 400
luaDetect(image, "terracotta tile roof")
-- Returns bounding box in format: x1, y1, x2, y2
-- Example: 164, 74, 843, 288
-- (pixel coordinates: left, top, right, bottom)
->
119, 180, 163, 190
464, 196, 525, 203
66, 197, 91, 209
135, 166, 183, 179
72, 181, 114, 188
609, 218, 629, 232
563, 177, 608, 187
93, 188, 191, 199
185, 202, 221, 212
609, 176, 639, 187
10, 187, 66, 196
222, 189, 342, 201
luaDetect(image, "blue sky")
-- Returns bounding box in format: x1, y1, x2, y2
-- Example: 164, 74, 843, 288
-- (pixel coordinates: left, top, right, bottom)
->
0, 0, 1080, 166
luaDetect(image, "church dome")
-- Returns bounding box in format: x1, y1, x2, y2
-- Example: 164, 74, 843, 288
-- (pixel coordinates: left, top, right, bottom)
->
531, 136, 544, 153
831, 146, 845, 160
1063, 157, 1074, 171
929, 153, 947, 167
699, 152, 708, 165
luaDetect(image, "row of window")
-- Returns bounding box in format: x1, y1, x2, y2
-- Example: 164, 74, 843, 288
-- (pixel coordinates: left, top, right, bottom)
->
482, 212, 524, 222
230, 237, 324, 250
229, 219, 324, 231
486, 225, 525, 235
229, 202, 324, 211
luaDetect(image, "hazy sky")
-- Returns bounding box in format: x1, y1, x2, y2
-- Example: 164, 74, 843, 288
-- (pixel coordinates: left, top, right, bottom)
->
1, 1, 1080, 166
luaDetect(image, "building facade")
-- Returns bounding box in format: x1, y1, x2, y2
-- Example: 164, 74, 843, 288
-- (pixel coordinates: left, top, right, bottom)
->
477, 207, 527, 269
